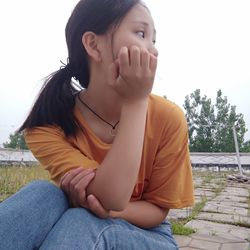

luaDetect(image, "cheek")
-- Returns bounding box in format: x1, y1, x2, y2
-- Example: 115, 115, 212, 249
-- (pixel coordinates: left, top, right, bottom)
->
112, 34, 142, 59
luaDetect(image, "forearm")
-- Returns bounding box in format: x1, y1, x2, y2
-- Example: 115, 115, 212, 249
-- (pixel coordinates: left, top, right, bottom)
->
110, 200, 169, 229
87, 98, 148, 210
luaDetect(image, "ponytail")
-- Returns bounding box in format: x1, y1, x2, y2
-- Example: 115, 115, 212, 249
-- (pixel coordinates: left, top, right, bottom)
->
19, 65, 79, 136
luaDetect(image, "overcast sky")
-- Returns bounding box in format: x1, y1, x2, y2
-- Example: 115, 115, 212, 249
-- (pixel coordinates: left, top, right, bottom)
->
0, 0, 250, 145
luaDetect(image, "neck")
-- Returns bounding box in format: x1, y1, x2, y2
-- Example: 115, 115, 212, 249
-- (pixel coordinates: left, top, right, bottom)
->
80, 84, 122, 123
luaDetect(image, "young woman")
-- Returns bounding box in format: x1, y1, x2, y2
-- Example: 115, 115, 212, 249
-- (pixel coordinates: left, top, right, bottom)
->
0, 0, 194, 249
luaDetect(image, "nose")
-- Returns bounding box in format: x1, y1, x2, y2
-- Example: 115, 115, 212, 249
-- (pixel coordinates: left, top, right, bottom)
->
149, 44, 158, 58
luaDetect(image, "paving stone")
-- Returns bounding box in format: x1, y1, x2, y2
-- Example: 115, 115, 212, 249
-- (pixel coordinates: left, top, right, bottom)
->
194, 196, 203, 203
168, 208, 192, 219
202, 183, 223, 189
211, 200, 248, 209
227, 182, 250, 189
197, 212, 250, 226
222, 187, 249, 197
195, 189, 215, 197
191, 234, 244, 243
185, 220, 250, 241
202, 202, 248, 216
174, 235, 192, 247
179, 247, 200, 250
221, 242, 250, 250
229, 228, 250, 242
196, 187, 218, 191
194, 178, 203, 187
178, 174, 250, 250
189, 238, 221, 250
213, 195, 248, 203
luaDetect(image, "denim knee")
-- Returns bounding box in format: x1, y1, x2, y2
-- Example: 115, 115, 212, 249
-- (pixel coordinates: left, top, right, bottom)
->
0, 180, 70, 250
25, 180, 68, 204
23, 180, 58, 193
95, 222, 179, 250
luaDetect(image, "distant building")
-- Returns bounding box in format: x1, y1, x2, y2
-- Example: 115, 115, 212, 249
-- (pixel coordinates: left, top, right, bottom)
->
0, 148, 37, 166
0, 148, 250, 170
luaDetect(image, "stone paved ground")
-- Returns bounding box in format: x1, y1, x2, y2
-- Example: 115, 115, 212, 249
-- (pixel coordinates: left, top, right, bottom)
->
170, 171, 250, 250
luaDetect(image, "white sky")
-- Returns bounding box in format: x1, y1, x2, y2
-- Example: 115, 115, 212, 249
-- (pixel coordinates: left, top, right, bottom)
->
0, 0, 250, 145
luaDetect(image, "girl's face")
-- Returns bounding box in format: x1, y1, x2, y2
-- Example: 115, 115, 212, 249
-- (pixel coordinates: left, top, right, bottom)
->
104, 3, 158, 61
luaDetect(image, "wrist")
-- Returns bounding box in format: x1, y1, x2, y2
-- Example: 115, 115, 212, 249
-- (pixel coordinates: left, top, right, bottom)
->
121, 97, 148, 110
109, 210, 117, 218
109, 210, 123, 219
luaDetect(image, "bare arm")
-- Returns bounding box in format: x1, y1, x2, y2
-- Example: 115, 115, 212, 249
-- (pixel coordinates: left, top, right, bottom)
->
110, 201, 169, 228
86, 47, 157, 210
59, 168, 169, 227
87, 99, 148, 210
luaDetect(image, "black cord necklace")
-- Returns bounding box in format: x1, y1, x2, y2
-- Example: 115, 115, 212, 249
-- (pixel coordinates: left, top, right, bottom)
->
78, 93, 120, 136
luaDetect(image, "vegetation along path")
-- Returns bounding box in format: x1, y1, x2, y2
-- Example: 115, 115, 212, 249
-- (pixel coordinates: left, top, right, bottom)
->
171, 170, 250, 249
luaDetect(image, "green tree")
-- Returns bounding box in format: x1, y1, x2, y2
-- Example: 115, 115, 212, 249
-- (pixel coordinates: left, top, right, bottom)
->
3, 132, 28, 150
183, 89, 247, 152
242, 140, 250, 152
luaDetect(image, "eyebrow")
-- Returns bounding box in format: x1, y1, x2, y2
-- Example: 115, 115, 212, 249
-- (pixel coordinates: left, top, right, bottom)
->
131, 21, 156, 34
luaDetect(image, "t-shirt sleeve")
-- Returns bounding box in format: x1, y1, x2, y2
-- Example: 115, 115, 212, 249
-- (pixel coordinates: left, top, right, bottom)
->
25, 126, 99, 185
142, 105, 194, 209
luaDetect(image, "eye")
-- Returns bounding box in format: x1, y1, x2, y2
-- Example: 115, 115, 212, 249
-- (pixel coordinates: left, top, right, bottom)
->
136, 31, 145, 38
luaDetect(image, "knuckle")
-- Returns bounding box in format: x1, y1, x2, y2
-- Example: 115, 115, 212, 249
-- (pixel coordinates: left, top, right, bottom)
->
74, 185, 81, 193
130, 45, 139, 53
141, 48, 148, 55
79, 196, 87, 205
120, 48, 128, 58
69, 180, 75, 188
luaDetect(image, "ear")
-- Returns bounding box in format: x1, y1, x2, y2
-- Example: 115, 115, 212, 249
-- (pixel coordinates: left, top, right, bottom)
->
82, 32, 102, 62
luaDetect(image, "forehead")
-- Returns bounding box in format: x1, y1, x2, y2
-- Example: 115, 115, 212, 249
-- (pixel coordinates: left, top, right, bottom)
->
121, 4, 155, 29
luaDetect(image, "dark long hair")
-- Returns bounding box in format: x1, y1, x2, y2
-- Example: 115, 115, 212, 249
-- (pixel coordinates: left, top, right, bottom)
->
19, 0, 140, 136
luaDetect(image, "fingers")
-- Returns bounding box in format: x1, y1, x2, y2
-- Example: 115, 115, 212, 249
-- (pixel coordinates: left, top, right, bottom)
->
60, 167, 85, 193
60, 167, 95, 208
87, 194, 110, 219
141, 48, 150, 69
149, 53, 157, 72
119, 47, 129, 77
130, 46, 140, 68
70, 172, 95, 207
119, 45, 156, 74
109, 45, 157, 101
60, 168, 110, 219
69, 169, 95, 194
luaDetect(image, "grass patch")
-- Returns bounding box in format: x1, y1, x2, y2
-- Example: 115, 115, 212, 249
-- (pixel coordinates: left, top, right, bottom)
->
171, 197, 207, 235
171, 221, 196, 235
171, 170, 228, 236
211, 180, 226, 196
188, 196, 207, 220
0, 165, 49, 202
202, 174, 215, 185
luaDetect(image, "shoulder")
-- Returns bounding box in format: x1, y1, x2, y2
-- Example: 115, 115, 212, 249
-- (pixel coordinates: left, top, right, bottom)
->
148, 94, 187, 132
24, 125, 66, 145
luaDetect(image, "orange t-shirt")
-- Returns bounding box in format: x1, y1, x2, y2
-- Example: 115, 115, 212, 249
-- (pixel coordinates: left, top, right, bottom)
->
25, 94, 194, 209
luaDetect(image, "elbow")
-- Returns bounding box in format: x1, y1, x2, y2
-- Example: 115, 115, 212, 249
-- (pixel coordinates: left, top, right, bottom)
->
101, 195, 129, 211
87, 184, 130, 211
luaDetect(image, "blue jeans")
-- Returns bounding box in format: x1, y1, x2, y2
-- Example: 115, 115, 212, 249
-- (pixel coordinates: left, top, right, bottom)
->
0, 180, 178, 250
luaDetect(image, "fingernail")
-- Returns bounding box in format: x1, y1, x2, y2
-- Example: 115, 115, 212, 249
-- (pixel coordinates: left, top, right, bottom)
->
88, 194, 95, 200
